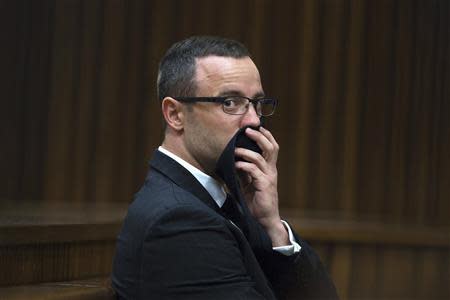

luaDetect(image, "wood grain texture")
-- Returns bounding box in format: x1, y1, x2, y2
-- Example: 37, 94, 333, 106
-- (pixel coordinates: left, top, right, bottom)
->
0, 242, 115, 287
1, 0, 449, 299
0, 277, 114, 300
2, 0, 448, 222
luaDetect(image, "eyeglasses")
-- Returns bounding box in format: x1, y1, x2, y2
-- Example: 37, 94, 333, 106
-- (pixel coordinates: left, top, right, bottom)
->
174, 96, 277, 116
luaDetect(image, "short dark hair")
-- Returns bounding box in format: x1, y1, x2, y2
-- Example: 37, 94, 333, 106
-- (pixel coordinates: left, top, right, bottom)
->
157, 36, 251, 101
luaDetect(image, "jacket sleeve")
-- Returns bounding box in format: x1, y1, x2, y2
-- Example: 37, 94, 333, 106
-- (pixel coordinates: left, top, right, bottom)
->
259, 228, 339, 300
138, 205, 268, 300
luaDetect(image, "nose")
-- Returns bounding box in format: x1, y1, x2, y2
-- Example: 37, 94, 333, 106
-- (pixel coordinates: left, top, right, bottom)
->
240, 103, 260, 127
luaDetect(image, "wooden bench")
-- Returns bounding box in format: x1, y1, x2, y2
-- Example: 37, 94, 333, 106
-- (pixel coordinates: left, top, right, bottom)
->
0, 277, 115, 300
0, 201, 125, 299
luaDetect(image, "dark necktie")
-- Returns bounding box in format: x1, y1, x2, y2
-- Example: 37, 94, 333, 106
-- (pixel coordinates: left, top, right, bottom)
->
221, 193, 244, 229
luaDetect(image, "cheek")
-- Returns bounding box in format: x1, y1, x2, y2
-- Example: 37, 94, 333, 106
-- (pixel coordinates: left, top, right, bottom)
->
190, 109, 242, 150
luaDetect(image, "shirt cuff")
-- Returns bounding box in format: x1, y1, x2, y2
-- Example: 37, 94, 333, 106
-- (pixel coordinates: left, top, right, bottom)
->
272, 220, 301, 256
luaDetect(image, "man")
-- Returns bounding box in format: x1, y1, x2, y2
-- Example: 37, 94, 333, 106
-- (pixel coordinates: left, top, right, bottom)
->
112, 36, 338, 300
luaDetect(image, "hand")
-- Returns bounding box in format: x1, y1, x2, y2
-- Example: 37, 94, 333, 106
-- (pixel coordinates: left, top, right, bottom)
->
234, 127, 289, 247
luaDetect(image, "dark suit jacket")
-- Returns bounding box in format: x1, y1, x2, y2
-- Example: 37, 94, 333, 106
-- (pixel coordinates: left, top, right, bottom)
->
112, 150, 338, 300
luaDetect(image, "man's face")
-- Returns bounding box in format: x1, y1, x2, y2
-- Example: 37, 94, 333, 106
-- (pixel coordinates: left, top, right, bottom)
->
182, 55, 263, 174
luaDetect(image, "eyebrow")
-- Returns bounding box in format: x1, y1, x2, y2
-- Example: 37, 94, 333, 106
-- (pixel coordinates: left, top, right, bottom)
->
217, 90, 266, 99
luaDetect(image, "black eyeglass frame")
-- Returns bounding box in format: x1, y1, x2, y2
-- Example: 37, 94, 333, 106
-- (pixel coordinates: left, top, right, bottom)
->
174, 96, 278, 116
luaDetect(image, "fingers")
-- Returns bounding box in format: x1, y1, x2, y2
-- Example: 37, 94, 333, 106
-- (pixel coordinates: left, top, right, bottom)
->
234, 127, 279, 189
235, 160, 266, 187
235, 147, 268, 173
237, 168, 252, 186
243, 127, 279, 163
259, 127, 279, 150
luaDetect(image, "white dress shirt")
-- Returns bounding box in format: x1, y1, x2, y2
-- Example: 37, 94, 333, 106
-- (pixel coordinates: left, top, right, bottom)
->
158, 146, 301, 256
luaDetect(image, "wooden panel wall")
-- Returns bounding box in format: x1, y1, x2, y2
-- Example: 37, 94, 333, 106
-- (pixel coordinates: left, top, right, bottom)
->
0, 241, 115, 286
1, 0, 449, 299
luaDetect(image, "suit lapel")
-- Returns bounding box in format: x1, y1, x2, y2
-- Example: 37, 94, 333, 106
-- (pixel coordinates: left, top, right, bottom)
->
150, 150, 277, 300
149, 150, 222, 215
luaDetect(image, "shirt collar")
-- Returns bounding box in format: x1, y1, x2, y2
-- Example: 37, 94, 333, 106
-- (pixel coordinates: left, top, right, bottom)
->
158, 146, 227, 207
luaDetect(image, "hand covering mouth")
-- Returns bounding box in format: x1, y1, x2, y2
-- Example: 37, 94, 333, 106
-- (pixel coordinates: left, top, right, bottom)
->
215, 125, 261, 196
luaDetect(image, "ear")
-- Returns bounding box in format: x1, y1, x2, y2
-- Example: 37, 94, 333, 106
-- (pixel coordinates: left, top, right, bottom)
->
162, 97, 185, 131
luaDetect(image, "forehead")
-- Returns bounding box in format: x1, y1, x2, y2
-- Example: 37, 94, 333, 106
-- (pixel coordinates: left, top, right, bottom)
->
194, 56, 263, 97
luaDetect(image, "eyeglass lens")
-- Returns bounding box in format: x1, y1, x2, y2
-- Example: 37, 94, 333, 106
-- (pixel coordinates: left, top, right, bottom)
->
223, 97, 275, 116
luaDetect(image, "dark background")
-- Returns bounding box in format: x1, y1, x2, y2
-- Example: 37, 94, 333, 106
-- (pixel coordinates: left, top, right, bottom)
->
1, 0, 449, 299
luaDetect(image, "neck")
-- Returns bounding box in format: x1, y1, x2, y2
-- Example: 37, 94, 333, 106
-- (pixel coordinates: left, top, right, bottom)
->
162, 136, 213, 176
